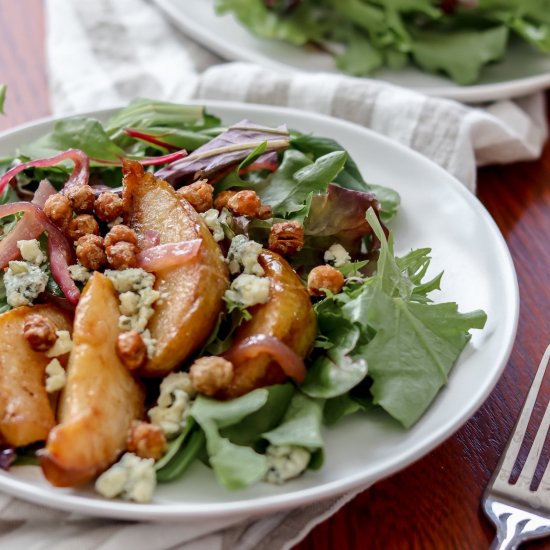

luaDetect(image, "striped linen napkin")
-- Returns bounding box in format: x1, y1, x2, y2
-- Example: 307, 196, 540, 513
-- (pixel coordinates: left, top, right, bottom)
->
1, 0, 545, 548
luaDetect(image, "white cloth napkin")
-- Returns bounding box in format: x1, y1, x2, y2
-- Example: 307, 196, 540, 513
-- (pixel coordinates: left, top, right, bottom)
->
3, 0, 545, 548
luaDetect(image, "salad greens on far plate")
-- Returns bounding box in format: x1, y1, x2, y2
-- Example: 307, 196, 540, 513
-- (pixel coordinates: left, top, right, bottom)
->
215, 0, 550, 85
0, 98, 486, 491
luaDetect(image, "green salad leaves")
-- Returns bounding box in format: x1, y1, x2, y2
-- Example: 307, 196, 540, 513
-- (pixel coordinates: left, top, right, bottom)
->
215, 0, 550, 84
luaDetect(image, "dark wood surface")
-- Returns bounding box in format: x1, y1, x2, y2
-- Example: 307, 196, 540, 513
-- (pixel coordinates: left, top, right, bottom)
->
1, 1, 550, 548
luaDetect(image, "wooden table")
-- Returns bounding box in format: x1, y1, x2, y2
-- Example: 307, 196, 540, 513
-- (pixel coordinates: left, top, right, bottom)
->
2, 1, 550, 548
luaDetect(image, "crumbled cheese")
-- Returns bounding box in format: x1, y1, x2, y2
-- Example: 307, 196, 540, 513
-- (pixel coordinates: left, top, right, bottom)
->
105, 268, 155, 293
226, 235, 264, 276
225, 274, 270, 308
264, 445, 311, 485
106, 269, 160, 358
141, 329, 157, 359
148, 372, 196, 438
68, 264, 91, 283
201, 209, 225, 242
45, 358, 67, 393
119, 291, 140, 316
324, 243, 351, 268
3, 261, 49, 307
17, 239, 44, 265
95, 453, 156, 503
46, 330, 73, 358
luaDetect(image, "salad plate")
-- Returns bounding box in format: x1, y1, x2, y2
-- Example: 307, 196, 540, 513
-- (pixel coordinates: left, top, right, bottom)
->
0, 101, 518, 521
153, 0, 550, 103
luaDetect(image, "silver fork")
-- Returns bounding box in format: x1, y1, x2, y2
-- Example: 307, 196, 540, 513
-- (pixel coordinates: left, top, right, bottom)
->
484, 344, 550, 549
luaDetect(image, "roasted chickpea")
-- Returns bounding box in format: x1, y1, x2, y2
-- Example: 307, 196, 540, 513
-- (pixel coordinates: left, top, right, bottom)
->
106, 241, 138, 270
227, 190, 262, 217
257, 204, 273, 220
23, 314, 57, 352
43, 193, 73, 231
307, 265, 345, 296
268, 221, 304, 257
75, 234, 107, 271
127, 421, 167, 460
177, 180, 214, 213
189, 356, 234, 396
116, 330, 147, 370
94, 191, 124, 222
65, 185, 95, 213
213, 190, 238, 211
104, 224, 138, 248
67, 214, 100, 241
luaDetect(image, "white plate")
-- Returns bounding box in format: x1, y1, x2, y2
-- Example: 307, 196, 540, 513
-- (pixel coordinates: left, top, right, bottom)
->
0, 101, 518, 522
153, 0, 550, 103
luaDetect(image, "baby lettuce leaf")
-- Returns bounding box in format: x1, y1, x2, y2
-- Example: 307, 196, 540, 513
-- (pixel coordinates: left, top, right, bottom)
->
263, 392, 324, 450
190, 389, 270, 490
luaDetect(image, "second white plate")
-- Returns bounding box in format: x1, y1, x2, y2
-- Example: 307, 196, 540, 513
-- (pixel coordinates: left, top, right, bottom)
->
154, 0, 550, 103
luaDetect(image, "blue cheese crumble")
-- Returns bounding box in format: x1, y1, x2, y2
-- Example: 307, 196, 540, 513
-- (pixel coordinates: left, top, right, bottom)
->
3, 261, 48, 307
226, 235, 264, 276
45, 358, 67, 393
95, 453, 156, 503
264, 445, 311, 485
224, 273, 270, 308
148, 372, 196, 438
324, 243, 351, 267
68, 264, 91, 283
17, 239, 45, 265
46, 330, 73, 358
201, 209, 225, 242
105, 268, 160, 358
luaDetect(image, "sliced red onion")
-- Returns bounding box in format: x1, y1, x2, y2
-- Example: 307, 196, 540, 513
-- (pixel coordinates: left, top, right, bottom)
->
0, 149, 89, 197
141, 230, 161, 250
32, 179, 57, 207
223, 334, 306, 383
137, 239, 202, 272
0, 202, 80, 304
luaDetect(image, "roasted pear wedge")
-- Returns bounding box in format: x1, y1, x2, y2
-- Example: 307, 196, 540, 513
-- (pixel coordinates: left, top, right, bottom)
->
123, 160, 228, 376
0, 305, 72, 447
223, 250, 317, 398
41, 273, 144, 487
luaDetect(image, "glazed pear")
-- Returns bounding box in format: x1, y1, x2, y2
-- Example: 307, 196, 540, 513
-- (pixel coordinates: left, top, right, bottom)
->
41, 273, 144, 487
224, 250, 317, 398
123, 160, 228, 376
0, 305, 72, 447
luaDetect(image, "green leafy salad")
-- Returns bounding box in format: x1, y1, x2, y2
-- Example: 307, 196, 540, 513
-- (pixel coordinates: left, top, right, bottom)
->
214, 0, 550, 84
0, 98, 486, 500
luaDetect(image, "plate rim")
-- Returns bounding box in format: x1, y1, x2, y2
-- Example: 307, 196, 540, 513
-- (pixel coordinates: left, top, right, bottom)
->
153, 0, 550, 103
0, 100, 519, 521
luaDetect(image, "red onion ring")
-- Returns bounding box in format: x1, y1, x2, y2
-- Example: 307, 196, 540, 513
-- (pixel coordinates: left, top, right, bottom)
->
0, 149, 89, 197
0, 202, 80, 304
223, 334, 306, 383
137, 239, 202, 272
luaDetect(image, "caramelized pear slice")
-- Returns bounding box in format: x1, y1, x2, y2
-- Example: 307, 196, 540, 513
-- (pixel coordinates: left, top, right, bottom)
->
0, 305, 72, 447
123, 160, 228, 376
41, 273, 144, 487
223, 250, 317, 398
